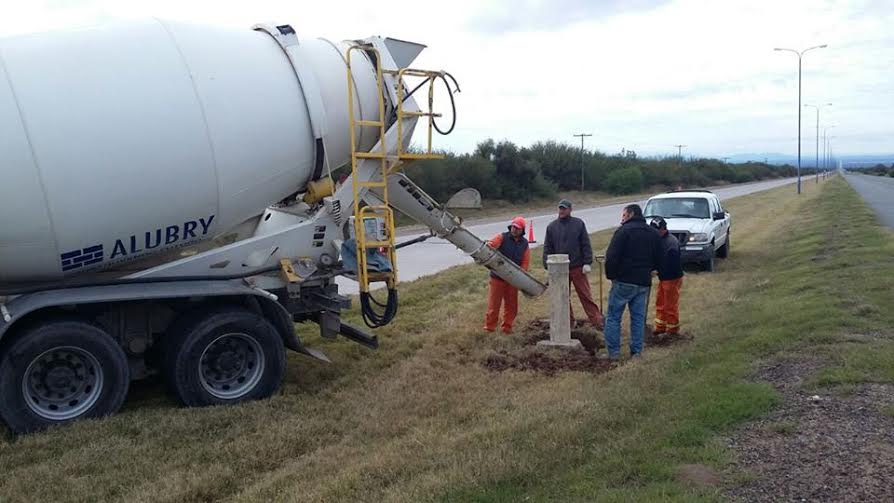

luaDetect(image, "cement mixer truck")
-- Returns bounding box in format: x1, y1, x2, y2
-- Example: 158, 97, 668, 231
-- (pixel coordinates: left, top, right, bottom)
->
0, 19, 546, 433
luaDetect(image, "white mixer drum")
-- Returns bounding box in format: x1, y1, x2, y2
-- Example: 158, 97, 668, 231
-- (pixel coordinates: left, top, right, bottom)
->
0, 19, 381, 282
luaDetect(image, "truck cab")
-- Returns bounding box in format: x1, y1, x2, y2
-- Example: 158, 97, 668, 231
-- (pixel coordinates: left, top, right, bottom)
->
643, 190, 731, 271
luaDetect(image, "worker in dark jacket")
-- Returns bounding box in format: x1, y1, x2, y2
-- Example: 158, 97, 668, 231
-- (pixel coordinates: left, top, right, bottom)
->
650, 217, 684, 336
603, 204, 662, 359
543, 199, 604, 330
484, 216, 531, 334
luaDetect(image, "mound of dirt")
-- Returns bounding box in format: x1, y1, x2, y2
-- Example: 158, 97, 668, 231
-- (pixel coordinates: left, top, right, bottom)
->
522, 318, 604, 354
487, 318, 691, 376
484, 348, 615, 376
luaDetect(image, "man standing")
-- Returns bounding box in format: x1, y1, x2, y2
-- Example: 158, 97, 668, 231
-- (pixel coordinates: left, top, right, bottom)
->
484, 216, 531, 334
650, 217, 684, 337
604, 204, 662, 359
543, 199, 605, 330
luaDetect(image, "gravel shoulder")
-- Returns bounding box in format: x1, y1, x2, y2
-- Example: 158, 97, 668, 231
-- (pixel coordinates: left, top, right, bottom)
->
724, 357, 894, 502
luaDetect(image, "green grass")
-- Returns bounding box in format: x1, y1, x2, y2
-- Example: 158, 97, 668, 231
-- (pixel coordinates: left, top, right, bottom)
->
0, 178, 891, 502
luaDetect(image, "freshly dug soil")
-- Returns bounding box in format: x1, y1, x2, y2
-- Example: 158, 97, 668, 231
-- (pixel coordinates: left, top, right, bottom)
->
724, 358, 894, 502
522, 318, 603, 354
486, 318, 691, 376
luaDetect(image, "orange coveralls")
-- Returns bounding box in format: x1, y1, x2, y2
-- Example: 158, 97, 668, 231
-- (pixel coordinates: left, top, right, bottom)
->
484, 233, 531, 333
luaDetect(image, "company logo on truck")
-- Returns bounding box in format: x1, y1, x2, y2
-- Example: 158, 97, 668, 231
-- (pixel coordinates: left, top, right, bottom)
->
59, 215, 215, 272
60, 245, 105, 272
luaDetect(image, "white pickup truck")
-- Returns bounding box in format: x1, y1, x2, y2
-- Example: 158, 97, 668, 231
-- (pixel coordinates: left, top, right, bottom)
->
643, 190, 731, 272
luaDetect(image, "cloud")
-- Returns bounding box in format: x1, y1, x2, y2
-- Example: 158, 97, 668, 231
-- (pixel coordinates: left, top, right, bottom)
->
467, 0, 669, 33
0, 0, 891, 156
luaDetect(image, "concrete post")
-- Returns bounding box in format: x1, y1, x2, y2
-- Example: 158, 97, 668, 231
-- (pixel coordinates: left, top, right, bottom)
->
538, 254, 583, 349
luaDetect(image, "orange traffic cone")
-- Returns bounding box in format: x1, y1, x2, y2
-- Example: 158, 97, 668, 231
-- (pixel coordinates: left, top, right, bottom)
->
528, 219, 536, 243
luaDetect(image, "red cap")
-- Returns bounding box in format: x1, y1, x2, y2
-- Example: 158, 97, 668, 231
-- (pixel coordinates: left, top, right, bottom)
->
509, 216, 526, 231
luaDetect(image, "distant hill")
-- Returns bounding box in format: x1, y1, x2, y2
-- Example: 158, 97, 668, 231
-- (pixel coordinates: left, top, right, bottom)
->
725, 153, 894, 167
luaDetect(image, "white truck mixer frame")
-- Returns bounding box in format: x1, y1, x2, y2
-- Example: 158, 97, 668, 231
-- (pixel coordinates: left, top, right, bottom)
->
0, 20, 545, 433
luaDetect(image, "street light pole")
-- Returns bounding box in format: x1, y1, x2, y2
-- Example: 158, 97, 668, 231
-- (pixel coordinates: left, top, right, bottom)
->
573, 133, 592, 191
823, 125, 836, 172
775, 44, 828, 194
804, 102, 832, 183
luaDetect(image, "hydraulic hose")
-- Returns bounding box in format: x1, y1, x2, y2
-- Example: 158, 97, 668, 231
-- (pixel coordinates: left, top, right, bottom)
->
360, 288, 398, 328
396, 72, 460, 136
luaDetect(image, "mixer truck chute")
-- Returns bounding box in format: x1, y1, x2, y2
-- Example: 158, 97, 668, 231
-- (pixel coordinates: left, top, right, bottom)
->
0, 19, 546, 433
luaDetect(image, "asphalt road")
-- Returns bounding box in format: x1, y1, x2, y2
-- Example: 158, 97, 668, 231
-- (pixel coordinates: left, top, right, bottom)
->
339, 177, 797, 294
843, 172, 894, 229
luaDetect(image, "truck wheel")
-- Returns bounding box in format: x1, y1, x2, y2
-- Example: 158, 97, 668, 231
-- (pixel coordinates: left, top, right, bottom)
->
163, 309, 285, 407
704, 254, 716, 272
0, 321, 129, 434
717, 233, 730, 258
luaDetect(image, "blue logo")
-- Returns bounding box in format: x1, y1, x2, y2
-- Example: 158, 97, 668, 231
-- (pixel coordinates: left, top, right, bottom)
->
58, 215, 215, 273
60, 245, 104, 272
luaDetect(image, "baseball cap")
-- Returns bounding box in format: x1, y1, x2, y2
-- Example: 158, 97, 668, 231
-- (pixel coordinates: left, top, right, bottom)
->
650, 216, 667, 230
558, 198, 573, 209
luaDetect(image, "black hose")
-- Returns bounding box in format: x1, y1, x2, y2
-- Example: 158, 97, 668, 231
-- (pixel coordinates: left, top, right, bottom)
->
360, 288, 398, 328
395, 233, 434, 249
432, 72, 460, 136
393, 72, 460, 136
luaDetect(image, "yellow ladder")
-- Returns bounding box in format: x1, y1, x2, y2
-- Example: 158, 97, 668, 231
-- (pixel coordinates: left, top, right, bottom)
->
345, 44, 446, 293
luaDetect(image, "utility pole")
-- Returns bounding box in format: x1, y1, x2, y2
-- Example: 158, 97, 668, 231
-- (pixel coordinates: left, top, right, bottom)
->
674, 144, 687, 168
573, 133, 592, 191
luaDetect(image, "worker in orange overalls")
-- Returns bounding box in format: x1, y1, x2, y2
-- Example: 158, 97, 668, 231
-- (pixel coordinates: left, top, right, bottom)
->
484, 216, 531, 334
650, 217, 684, 336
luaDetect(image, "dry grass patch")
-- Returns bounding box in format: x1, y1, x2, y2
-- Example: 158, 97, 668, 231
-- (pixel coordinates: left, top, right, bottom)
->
0, 180, 842, 502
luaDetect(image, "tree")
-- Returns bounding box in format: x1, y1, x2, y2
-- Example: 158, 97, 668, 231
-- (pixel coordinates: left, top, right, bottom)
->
605, 166, 643, 194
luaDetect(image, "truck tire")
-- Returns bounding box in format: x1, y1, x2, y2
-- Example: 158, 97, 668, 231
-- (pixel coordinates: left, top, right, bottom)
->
704, 254, 716, 272
717, 233, 730, 258
163, 309, 285, 407
0, 321, 130, 434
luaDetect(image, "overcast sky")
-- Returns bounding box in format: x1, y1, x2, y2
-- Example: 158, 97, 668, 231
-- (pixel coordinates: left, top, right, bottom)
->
1, 0, 891, 158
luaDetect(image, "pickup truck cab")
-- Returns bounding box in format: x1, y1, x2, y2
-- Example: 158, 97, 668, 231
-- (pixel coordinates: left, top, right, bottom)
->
643, 190, 731, 271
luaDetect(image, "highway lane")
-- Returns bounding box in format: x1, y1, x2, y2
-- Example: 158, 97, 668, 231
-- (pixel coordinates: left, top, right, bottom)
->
844, 172, 894, 229
338, 177, 797, 294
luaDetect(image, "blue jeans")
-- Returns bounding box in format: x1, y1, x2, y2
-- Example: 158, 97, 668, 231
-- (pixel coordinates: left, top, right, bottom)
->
604, 281, 651, 358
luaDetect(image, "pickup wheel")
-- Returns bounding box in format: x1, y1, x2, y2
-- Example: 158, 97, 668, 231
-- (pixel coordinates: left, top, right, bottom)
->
163, 309, 285, 407
0, 321, 130, 434
717, 233, 730, 258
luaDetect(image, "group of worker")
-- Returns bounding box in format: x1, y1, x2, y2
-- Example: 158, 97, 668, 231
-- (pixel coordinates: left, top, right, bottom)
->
483, 199, 684, 361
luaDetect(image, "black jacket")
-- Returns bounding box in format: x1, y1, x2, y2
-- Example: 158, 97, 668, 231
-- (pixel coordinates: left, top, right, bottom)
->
604, 216, 662, 286
657, 233, 684, 281
542, 216, 593, 269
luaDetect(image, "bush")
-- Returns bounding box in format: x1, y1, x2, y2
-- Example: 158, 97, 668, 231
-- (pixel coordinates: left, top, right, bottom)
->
605, 166, 643, 194
398, 138, 794, 204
